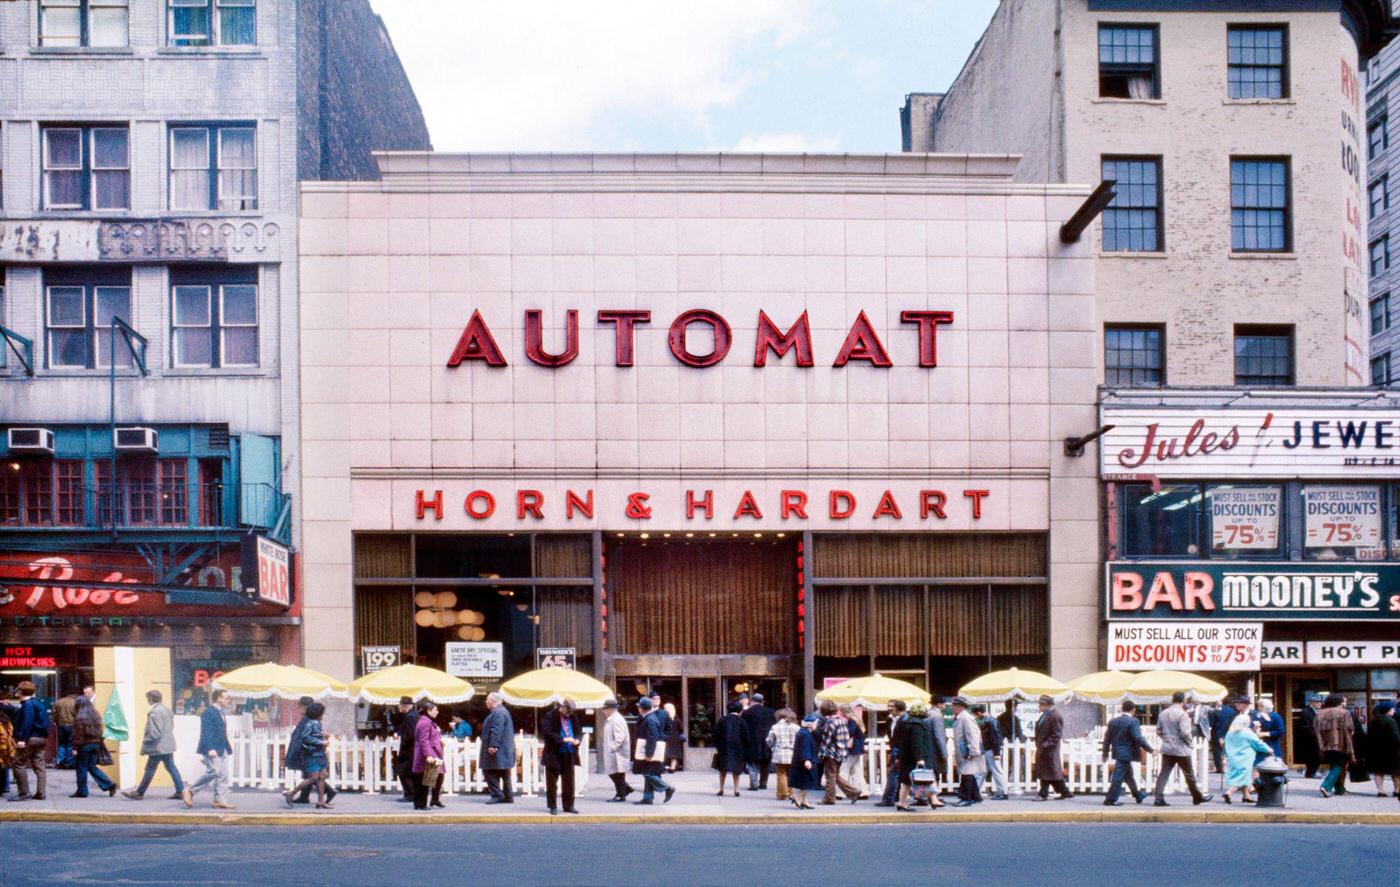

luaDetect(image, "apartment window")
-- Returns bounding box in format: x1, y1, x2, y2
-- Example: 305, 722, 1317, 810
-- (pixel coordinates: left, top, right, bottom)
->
39, 0, 129, 48
1370, 114, 1389, 160
1104, 325, 1164, 386
44, 268, 132, 369
171, 268, 258, 367
1372, 236, 1391, 276
1373, 353, 1392, 386
1099, 24, 1159, 98
1101, 157, 1162, 251
1371, 176, 1390, 218
1372, 294, 1390, 336
1234, 324, 1294, 386
1230, 158, 1290, 252
95, 458, 190, 527
42, 125, 129, 210
169, 0, 255, 47
1227, 25, 1287, 99
0, 460, 84, 527
169, 125, 257, 210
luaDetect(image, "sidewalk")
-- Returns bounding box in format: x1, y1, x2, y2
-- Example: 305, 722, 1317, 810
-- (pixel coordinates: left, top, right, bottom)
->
4, 766, 1397, 826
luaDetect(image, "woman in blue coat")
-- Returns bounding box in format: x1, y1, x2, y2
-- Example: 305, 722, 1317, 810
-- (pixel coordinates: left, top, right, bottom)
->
1223, 714, 1271, 804
1250, 700, 1285, 759
786, 714, 821, 810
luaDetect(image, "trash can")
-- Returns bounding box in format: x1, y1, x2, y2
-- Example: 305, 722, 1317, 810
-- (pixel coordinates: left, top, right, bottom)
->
1254, 755, 1289, 808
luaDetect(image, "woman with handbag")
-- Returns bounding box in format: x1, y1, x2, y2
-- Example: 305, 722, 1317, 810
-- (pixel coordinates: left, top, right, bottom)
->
412, 701, 445, 810
896, 702, 942, 811
71, 696, 116, 798
282, 702, 332, 810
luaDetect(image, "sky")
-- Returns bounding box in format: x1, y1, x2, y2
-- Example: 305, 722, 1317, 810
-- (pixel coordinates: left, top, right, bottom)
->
367, 1, 999, 154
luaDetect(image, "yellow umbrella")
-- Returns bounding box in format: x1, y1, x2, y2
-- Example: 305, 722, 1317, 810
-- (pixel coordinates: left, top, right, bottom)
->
1066, 670, 1139, 705
1124, 670, 1227, 705
959, 668, 1070, 704
348, 664, 474, 705
211, 662, 348, 701
815, 674, 930, 707
499, 667, 614, 708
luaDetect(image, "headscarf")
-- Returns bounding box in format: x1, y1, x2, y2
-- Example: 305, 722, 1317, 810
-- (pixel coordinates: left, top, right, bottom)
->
1227, 713, 1254, 734
1257, 699, 1273, 713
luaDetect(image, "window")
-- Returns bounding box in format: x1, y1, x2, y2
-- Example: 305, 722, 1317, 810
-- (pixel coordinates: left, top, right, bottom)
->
169, 125, 257, 210
1099, 24, 1159, 98
1371, 176, 1390, 218
170, 268, 258, 367
1372, 294, 1390, 336
1101, 157, 1162, 251
169, 0, 255, 47
44, 268, 132, 369
1372, 236, 1391, 276
1234, 324, 1294, 386
96, 458, 190, 527
42, 126, 129, 210
1227, 26, 1287, 99
0, 460, 85, 526
39, 0, 128, 48
1104, 325, 1164, 386
1370, 114, 1389, 160
1373, 353, 1391, 386
1230, 158, 1290, 252
1120, 484, 1203, 558
0, 285, 5, 370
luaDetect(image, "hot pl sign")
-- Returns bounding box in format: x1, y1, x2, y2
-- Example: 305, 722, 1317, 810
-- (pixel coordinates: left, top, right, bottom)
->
1107, 561, 1400, 621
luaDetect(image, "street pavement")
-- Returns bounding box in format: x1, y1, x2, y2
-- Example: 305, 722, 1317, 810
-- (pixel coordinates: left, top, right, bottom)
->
7, 820, 1399, 886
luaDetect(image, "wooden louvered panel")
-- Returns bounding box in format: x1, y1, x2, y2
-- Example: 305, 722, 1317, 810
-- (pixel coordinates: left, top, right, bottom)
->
811, 534, 1046, 579
536, 535, 592, 578
927, 585, 1047, 656
539, 586, 594, 656
354, 534, 411, 579
871, 586, 923, 656
928, 586, 987, 656
353, 586, 416, 670
814, 586, 868, 658
988, 586, 1047, 655
608, 539, 795, 656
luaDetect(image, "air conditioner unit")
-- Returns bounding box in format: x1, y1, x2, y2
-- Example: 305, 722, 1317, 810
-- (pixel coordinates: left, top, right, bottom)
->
7, 428, 55, 455
113, 426, 159, 453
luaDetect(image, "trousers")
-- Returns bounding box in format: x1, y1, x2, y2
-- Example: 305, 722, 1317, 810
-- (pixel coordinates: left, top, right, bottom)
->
821, 757, 860, 803
188, 752, 230, 805
1105, 759, 1141, 803
608, 772, 633, 797
1154, 753, 1205, 802
773, 763, 791, 800
484, 767, 513, 801
74, 743, 114, 796
980, 750, 1006, 796
840, 754, 867, 796
1321, 752, 1350, 794
545, 763, 575, 811
136, 753, 186, 795
413, 772, 443, 809
642, 771, 672, 802
881, 764, 901, 805
746, 760, 770, 789
1038, 778, 1070, 798
12, 741, 47, 798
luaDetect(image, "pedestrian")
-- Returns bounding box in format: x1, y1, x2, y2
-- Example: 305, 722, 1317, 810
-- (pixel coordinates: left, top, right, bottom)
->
70, 695, 116, 798
282, 702, 332, 810
633, 697, 674, 805
7, 681, 50, 802
787, 713, 821, 810
479, 691, 516, 804
52, 690, 77, 769
1316, 693, 1355, 798
122, 690, 188, 803
1101, 700, 1153, 806
1365, 701, 1399, 800
283, 696, 337, 806
894, 701, 935, 812
764, 708, 799, 801
450, 712, 472, 740
1032, 694, 1072, 801
1152, 691, 1211, 806
836, 703, 869, 799
391, 696, 420, 803
411, 701, 444, 810
997, 700, 1024, 742
713, 701, 748, 797
950, 697, 984, 807
663, 702, 684, 772
816, 699, 862, 804
649, 690, 671, 738
875, 699, 906, 808
540, 698, 582, 815
0, 704, 14, 799
1213, 697, 1248, 789
741, 692, 776, 791
600, 698, 633, 802
922, 698, 949, 806
972, 703, 1007, 800
1348, 704, 1370, 786
186, 688, 234, 809
1251, 698, 1285, 759
1297, 693, 1323, 778
1222, 713, 1271, 804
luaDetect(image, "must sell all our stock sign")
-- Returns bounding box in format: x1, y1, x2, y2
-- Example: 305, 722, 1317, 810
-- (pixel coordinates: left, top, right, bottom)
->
1107, 621, 1262, 671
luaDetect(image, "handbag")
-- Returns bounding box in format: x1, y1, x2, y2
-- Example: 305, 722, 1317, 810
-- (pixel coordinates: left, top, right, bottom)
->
909, 767, 936, 785
1347, 759, 1370, 783
96, 743, 113, 766
423, 758, 441, 785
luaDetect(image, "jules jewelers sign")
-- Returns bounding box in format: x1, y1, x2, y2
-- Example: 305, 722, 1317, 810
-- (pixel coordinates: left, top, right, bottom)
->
1100, 409, 1400, 479
1107, 562, 1400, 621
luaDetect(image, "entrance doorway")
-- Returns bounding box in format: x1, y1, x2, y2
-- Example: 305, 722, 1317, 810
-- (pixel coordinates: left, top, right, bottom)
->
1260, 671, 1332, 765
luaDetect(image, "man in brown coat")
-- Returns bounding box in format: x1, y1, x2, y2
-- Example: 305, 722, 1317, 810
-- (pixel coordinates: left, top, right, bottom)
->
1316, 693, 1355, 798
1031, 694, 1072, 801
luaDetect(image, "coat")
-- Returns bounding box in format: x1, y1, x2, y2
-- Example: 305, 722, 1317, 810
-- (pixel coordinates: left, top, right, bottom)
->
847, 717, 866, 756
600, 711, 631, 775
922, 713, 949, 774
953, 710, 985, 775
139, 703, 177, 756
896, 714, 934, 775
713, 712, 748, 773
285, 715, 311, 770
1250, 710, 1285, 759
1225, 727, 1270, 788
787, 726, 821, 791
479, 705, 516, 770
765, 720, 798, 766
1033, 707, 1065, 782
539, 708, 582, 768
740, 704, 776, 764
73, 707, 104, 746
1296, 705, 1321, 763
633, 710, 664, 776
1315, 707, 1354, 756
300, 719, 329, 772
977, 715, 1003, 755
1157, 705, 1195, 757
664, 714, 684, 762
196, 705, 231, 756
53, 696, 77, 729
1102, 714, 1153, 762
1365, 713, 1400, 774
412, 713, 442, 775
395, 708, 420, 761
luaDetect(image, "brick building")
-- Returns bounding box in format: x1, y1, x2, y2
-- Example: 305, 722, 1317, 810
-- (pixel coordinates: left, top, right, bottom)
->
1366, 34, 1400, 385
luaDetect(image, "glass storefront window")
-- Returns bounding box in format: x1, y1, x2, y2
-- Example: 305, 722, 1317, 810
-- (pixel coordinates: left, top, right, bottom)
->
1302, 485, 1385, 561
1120, 484, 1203, 558
1372, 668, 1400, 690
1337, 669, 1367, 691
1206, 484, 1283, 558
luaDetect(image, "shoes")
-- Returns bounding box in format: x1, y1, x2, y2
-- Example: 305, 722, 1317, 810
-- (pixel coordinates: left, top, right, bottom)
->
1104, 800, 1123, 806
69, 792, 88, 798
1223, 794, 1233, 804
106, 785, 117, 797
1031, 796, 1049, 802
1194, 795, 1213, 805
850, 796, 860, 805
952, 799, 975, 807
282, 791, 294, 809
485, 798, 508, 805
664, 788, 675, 804
1134, 793, 1147, 804
315, 802, 332, 810
122, 789, 143, 800
548, 808, 559, 816
895, 805, 917, 812
633, 799, 654, 805
212, 802, 236, 810
992, 794, 1008, 801
715, 790, 725, 797
732, 791, 740, 798
746, 786, 760, 792
431, 801, 446, 809
874, 801, 894, 808
1319, 787, 1331, 798
563, 807, 579, 814
1057, 793, 1073, 800
607, 796, 626, 803
397, 797, 414, 803
819, 800, 836, 806
166, 793, 183, 800
32, 794, 45, 801
182, 789, 193, 808
1153, 800, 1169, 807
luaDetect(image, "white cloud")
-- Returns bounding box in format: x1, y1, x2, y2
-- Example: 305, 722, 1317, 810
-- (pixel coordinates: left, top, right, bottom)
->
727, 132, 842, 153
372, 0, 815, 151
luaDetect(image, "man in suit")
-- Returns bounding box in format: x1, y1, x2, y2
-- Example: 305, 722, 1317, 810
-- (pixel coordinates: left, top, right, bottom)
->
1153, 691, 1211, 806
1032, 695, 1072, 800
186, 688, 234, 809
539, 698, 582, 815
479, 691, 516, 804
740, 692, 777, 791
392, 695, 420, 802
1102, 699, 1155, 805
633, 697, 675, 805
1297, 693, 1323, 777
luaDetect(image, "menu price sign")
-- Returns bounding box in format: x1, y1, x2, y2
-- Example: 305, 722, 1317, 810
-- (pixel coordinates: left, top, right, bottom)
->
1304, 486, 1383, 558
361, 645, 400, 674
536, 647, 576, 669
1107, 621, 1262, 671
1210, 487, 1280, 551
445, 641, 503, 678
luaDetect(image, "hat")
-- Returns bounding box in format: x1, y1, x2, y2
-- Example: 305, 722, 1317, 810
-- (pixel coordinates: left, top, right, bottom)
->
298, 696, 314, 707
16, 681, 35, 695
1232, 695, 1250, 706
648, 688, 661, 697
602, 698, 618, 709
751, 693, 764, 703
970, 703, 986, 714
1038, 695, 1054, 705
801, 713, 819, 724
637, 697, 653, 710
1377, 700, 1395, 714
1306, 692, 1323, 703
398, 695, 414, 706
951, 696, 969, 707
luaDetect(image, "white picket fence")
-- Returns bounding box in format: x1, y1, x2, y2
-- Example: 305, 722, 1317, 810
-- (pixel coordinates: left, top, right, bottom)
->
228, 731, 590, 796
861, 734, 1211, 796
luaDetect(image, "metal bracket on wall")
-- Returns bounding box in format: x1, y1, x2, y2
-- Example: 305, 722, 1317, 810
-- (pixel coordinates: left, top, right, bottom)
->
1059, 181, 1116, 244
0, 325, 34, 376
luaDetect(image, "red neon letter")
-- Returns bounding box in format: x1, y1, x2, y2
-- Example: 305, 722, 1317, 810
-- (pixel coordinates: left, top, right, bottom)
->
733, 490, 764, 520
686, 490, 714, 520
963, 488, 989, 520
832, 311, 892, 367
829, 490, 856, 519
516, 490, 544, 520
669, 309, 732, 368
464, 490, 496, 520
524, 309, 579, 367
900, 310, 955, 368
754, 311, 814, 367
780, 490, 809, 520
446, 310, 507, 367
416, 490, 443, 520
565, 489, 594, 519
920, 490, 947, 519
597, 310, 651, 367
872, 490, 903, 520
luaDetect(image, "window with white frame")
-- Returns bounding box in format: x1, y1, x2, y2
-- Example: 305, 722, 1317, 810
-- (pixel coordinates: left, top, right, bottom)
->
168, 0, 255, 47
39, 0, 129, 48
171, 270, 258, 368
169, 125, 257, 210
42, 125, 129, 210
44, 269, 133, 370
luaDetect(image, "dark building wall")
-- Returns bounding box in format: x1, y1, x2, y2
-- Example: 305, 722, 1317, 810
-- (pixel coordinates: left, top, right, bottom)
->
297, 0, 432, 181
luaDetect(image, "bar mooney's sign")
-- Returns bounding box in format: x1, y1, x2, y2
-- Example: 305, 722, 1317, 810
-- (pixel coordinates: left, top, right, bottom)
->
1100, 408, 1400, 478
1106, 561, 1400, 621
